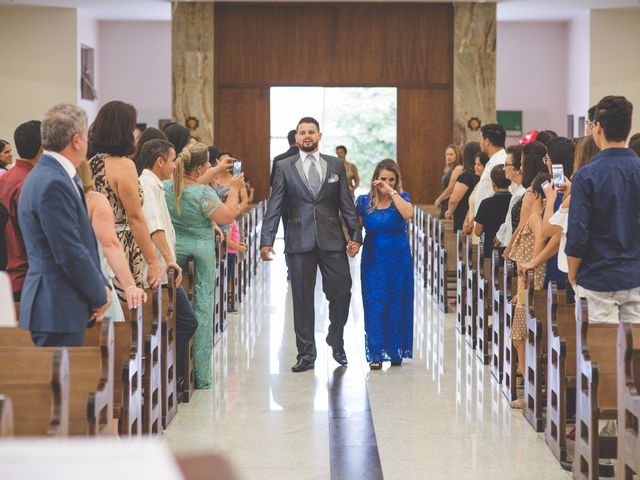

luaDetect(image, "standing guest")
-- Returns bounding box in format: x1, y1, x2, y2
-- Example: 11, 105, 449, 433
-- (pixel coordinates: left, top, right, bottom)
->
165, 142, 242, 388
474, 124, 507, 214
0, 201, 8, 270
131, 127, 167, 175
462, 151, 489, 243
629, 132, 640, 157
138, 139, 198, 380
271, 129, 299, 187
495, 145, 525, 247
77, 160, 146, 321
585, 105, 597, 135
355, 159, 414, 370
473, 165, 512, 258
567, 95, 640, 324
213, 152, 249, 214
504, 172, 549, 408
535, 130, 558, 147
434, 144, 463, 218
88, 101, 163, 297
335, 145, 360, 196
0, 140, 13, 177
260, 117, 362, 372
444, 141, 480, 232
163, 123, 191, 158
226, 219, 246, 313
18, 103, 110, 346
0, 121, 43, 300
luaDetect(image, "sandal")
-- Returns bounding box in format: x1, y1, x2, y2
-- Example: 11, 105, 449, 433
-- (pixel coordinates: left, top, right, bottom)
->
369, 362, 382, 370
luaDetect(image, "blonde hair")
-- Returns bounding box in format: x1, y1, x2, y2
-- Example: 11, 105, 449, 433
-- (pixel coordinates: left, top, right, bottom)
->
445, 144, 463, 171
76, 159, 95, 193
173, 142, 209, 213
368, 159, 403, 213
572, 136, 600, 178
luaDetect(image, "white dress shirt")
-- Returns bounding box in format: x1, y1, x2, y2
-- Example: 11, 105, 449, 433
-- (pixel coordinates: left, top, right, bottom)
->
139, 169, 176, 286
300, 151, 326, 183
495, 183, 526, 247
474, 149, 507, 215
550, 206, 569, 273
45, 150, 82, 198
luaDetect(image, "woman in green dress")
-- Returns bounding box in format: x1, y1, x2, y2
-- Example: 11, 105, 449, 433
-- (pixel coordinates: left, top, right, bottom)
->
165, 142, 243, 388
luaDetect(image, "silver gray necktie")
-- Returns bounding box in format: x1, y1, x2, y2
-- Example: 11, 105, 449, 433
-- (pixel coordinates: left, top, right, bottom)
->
307, 155, 322, 195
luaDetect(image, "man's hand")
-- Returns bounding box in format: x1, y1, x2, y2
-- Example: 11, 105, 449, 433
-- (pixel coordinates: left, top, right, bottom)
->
92, 287, 112, 323
167, 261, 183, 286
260, 246, 275, 261
347, 241, 361, 257
146, 261, 162, 289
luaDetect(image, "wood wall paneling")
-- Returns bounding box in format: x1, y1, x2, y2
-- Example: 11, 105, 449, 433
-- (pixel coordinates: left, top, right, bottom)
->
215, 88, 270, 202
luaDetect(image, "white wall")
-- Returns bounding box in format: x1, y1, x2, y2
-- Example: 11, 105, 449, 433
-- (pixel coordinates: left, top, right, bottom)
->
0, 5, 77, 144
497, 21, 569, 139
98, 21, 172, 129
590, 8, 640, 137
566, 10, 591, 135
77, 9, 100, 123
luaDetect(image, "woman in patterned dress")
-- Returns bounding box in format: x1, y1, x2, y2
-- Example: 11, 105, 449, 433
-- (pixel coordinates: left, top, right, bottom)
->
355, 159, 414, 370
504, 172, 550, 409
164, 142, 243, 388
88, 101, 162, 298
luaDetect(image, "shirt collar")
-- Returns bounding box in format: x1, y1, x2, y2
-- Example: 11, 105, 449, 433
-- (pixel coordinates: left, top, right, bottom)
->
301, 151, 321, 163
590, 147, 637, 164
142, 168, 163, 187
489, 149, 506, 163
14, 159, 35, 171
45, 150, 77, 180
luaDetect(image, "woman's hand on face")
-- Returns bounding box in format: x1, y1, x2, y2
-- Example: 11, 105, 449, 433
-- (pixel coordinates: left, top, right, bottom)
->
230, 173, 245, 191
373, 180, 394, 195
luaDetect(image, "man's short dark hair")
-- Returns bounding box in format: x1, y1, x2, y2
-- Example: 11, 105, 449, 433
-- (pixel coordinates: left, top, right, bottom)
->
490, 165, 510, 189
587, 105, 597, 122
14, 120, 41, 160
140, 139, 174, 171
287, 130, 297, 146
336, 145, 347, 154
535, 130, 558, 146
297, 117, 320, 132
629, 133, 640, 157
480, 123, 506, 148
595, 95, 633, 142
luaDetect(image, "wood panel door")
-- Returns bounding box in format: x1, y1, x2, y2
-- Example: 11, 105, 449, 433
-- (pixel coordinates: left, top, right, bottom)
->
215, 87, 270, 202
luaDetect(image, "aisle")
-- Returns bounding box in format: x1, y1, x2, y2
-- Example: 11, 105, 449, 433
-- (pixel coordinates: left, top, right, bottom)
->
164, 243, 570, 479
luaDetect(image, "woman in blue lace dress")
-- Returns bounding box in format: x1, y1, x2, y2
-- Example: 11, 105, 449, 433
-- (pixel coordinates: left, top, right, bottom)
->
355, 159, 414, 370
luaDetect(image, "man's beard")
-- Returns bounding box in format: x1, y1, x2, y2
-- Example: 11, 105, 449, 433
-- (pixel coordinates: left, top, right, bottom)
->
300, 142, 319, 153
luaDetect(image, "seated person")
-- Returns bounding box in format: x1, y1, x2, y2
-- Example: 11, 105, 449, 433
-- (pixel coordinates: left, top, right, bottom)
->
474, 165, 512, 258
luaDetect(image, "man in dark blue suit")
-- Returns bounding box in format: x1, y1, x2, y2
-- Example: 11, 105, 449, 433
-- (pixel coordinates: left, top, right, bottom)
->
18, 103, 110, 347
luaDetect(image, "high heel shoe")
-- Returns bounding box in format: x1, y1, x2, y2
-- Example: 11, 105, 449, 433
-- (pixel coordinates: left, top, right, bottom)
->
369, 362, 382, 370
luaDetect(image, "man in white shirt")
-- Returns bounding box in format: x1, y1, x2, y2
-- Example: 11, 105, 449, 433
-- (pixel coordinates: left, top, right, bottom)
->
474, 123, 507, 215
139, 139, 197, 380
495, 144, 526, 247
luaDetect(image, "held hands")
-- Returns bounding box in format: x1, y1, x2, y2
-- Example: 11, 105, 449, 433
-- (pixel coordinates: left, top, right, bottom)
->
260, 246, 275, 261
347, 241, 361, 257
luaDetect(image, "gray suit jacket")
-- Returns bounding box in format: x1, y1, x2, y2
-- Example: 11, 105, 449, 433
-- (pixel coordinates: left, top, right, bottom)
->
260, 153, 362, 254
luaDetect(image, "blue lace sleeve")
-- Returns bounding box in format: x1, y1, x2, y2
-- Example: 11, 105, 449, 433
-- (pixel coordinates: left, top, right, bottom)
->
400, 191, 411, 202
355, 194, 367, 216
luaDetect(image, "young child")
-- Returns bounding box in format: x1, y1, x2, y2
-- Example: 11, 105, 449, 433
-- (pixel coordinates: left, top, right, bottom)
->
226, 220, 246, 313
474, 165, 512, 258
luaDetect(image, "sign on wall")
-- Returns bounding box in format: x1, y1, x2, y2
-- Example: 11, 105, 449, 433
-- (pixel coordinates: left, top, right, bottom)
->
497, 110, 522, 136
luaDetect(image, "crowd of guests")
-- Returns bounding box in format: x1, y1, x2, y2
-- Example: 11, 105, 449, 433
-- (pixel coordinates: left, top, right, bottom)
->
0, 100, 250, 390
436, 95, 640, 410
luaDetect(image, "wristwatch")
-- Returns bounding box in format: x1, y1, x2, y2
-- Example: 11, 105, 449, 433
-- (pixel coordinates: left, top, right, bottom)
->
390, 191, 398, 197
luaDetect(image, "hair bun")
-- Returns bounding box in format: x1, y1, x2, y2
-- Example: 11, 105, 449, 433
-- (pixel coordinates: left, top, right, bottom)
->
178, 146, 191, 166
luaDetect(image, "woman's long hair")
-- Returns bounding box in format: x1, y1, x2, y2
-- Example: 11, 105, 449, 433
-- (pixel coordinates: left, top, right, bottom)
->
461, 141, 481, 173
572, 136, 600, 177
368, 159, 403, 213
445, 144, 463, 172
173, 142, 209, 213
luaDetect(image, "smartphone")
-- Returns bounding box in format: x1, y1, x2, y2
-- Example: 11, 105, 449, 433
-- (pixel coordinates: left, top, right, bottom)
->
541, 180, 550, 191
552, 164, 564, 188
233, 160, 243, 177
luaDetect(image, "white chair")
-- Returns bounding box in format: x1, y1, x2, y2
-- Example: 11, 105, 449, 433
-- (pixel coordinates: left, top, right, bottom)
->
0, 272, 17, 327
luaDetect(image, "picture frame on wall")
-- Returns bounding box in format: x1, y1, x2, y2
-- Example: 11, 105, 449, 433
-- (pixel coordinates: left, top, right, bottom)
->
80, 45, 97, 101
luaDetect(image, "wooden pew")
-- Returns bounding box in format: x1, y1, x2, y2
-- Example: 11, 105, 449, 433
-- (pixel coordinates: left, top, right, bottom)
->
476, 242, 492, 363
85, 305, 142, 437
161, 269, 178, 429
426, 213, 436, 294
573, 299, 635, 480
523, 270, 551, 432
141, 288, 163, 434
463, 236, 477, 341
617, 321, 640, 480
438, 219, 456, 312
181, 257, 196, 403
218, 239, 229, 335
455, 230, 466, 334
0, 395, 12, 437
502, 259, 519, 402
545, 282, 577, 463
491, 249, 505, 382
0, 348, 68, 436
0, 319, 113, 435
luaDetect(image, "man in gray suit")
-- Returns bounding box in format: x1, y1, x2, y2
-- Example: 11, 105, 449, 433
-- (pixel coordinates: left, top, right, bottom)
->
260, 117, 362, 372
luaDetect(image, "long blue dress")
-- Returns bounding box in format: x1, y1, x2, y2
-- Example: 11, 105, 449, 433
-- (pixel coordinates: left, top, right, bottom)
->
355, 193, 414, 363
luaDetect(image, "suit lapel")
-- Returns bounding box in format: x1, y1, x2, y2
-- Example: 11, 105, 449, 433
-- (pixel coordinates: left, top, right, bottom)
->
42, 155, 86, 212
292, 156, 316, 200
315, 155, 332, 200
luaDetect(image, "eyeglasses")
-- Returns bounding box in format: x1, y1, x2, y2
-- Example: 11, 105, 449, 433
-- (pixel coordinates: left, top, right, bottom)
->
585, 120, 595, 130
504, 162, 514, 168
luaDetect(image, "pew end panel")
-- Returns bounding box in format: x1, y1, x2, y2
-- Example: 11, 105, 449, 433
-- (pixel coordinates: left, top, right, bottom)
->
502, 259, 519, 402
475, 246, 492, 364
161, 269, 178, 429
491, 249, 505, 383
617, 321, 640, 480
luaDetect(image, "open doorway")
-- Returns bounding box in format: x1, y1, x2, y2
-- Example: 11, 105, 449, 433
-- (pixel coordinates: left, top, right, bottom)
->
270, 87, 397, 198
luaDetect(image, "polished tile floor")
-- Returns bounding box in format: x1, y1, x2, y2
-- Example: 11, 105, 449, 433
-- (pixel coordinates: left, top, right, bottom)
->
164, 243, 570, 479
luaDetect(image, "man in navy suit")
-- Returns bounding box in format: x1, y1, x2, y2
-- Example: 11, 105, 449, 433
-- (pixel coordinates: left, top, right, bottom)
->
18, 103, 110, 347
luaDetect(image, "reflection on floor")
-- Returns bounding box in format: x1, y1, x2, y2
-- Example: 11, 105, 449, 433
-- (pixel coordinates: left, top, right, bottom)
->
164, 244, 570, 479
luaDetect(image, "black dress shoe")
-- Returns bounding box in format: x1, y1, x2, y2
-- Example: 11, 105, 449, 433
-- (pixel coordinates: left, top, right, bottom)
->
332, 348, 348, 366
291, 359, 314, 372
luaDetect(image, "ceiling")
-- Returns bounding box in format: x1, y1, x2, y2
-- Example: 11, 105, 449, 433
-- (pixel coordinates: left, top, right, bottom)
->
1, 0, 639, 22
